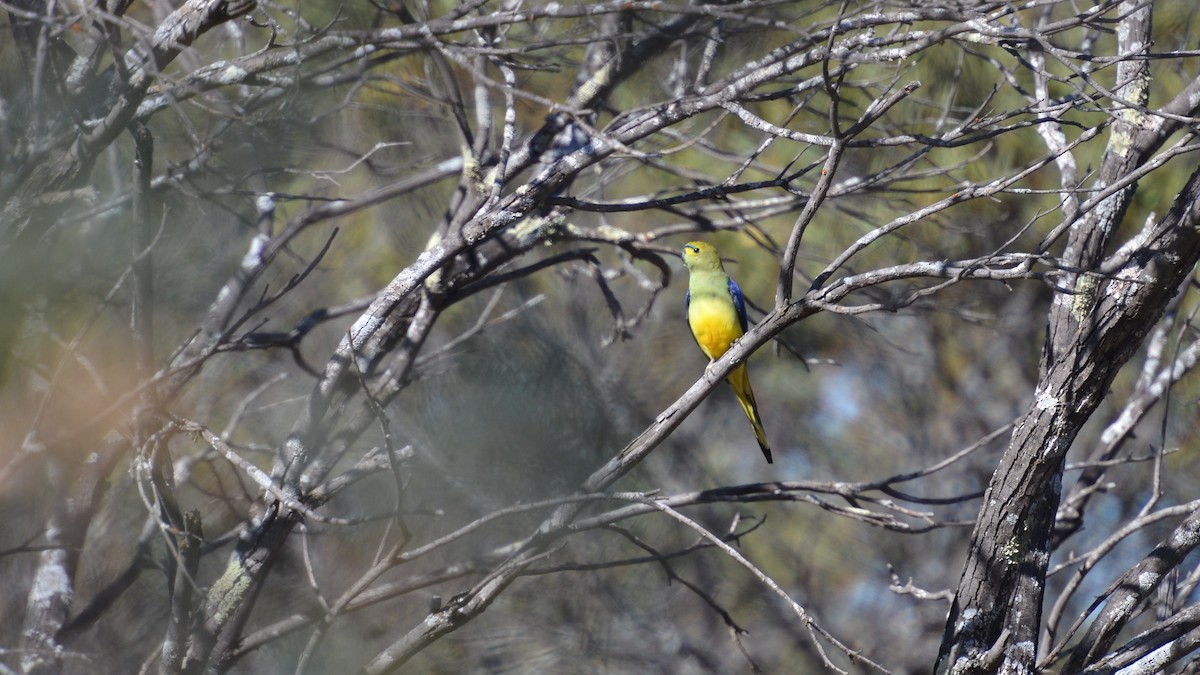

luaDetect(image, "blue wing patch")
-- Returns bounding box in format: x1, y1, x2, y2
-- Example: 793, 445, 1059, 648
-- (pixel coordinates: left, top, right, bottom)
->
727, 278, 748, 333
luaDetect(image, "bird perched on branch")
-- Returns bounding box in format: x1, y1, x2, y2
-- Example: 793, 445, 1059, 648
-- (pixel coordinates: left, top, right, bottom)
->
682, 241, 772, 463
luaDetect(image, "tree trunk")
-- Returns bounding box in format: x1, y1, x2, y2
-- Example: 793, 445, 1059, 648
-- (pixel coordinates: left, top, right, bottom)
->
937, 165, 1200, 673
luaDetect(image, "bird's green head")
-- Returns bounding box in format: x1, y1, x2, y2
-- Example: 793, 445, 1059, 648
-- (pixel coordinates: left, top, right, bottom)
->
682, 241, 724, 272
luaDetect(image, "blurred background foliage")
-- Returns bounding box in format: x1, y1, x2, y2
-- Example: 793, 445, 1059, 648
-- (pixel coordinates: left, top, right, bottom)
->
2, 0, 1199, 673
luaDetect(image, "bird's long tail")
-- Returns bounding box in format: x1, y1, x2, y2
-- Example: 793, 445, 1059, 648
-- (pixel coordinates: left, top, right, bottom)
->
727, 364, 772, 463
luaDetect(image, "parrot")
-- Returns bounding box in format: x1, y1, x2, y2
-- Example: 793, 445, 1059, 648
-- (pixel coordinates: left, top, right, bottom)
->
682, 241, 772, 463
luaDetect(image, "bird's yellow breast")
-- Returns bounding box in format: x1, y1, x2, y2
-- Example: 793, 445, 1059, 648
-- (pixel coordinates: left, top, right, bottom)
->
687, 296, 744, 361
